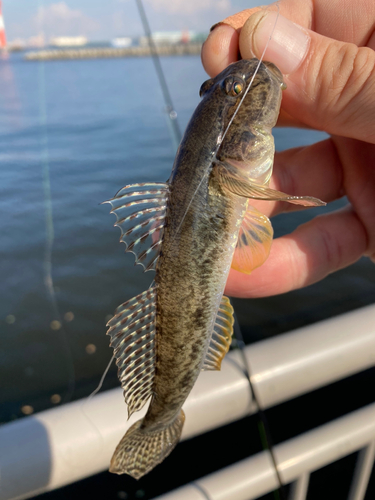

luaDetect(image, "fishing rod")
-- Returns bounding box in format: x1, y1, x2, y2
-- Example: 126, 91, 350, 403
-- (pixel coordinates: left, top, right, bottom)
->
135, 0, 182, 151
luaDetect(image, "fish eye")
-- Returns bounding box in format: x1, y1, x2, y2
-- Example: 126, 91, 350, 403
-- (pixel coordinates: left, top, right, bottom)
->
233, 82, 243, 95
223, 77, 245, 96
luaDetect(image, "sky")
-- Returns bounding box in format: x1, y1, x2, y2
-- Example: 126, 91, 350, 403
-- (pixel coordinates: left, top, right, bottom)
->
2, 0, 274, 42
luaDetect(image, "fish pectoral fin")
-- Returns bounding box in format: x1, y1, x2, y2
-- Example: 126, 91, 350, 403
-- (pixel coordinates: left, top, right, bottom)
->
203, 295, 234, 371
216, 165, 326, 207
107, 287, 157, 418
103, 182, 169, 272
232, 203, 273, 275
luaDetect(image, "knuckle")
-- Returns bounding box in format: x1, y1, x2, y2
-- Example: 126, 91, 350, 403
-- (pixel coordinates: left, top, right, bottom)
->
314, 43, 375, 131
315, 216, 343, 272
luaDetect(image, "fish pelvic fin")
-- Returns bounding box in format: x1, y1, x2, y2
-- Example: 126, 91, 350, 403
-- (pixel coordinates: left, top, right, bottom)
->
231, 202, 273, 274
203, 295, 234, 371
216, 164, 326, 207
109, 409, 185, 479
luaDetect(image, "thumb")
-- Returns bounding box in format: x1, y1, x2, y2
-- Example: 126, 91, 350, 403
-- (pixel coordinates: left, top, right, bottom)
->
240, 11, 375, 144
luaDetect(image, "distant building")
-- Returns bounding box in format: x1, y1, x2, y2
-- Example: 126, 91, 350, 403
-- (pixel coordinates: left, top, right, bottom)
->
190, 32, 208, 44
7, 34, 45, 50
139, 31, 197, 47
7, 38, 25, 51
50, 36, 87, 47
111, 37, 132, 48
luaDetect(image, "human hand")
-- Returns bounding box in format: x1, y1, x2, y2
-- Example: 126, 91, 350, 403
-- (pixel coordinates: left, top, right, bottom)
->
201, 0, 375, 298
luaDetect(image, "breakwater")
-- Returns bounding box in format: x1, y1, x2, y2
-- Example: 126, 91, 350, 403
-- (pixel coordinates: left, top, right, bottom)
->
24, 42, 203, 61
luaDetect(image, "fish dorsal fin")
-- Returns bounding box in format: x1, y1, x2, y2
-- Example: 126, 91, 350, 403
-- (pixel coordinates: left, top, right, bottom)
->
216, 165, 325, 207
203, 295, 234, 371
231, 203, 273, 274
104, 182, 169, 272
107, 287, 157, 418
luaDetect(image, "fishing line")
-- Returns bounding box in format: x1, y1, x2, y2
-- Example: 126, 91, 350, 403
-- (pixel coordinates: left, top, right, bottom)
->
232, 312, 287, 500
38, 1, 112, 452
169, 2, 281, 242
38, 0, 75, 405
87, 355, 115, 401
171, 170, 210, 242
87, 275, 156, 400
216, 2, 280, 151
192, 483, 212, 500
161, 2, 285, 496
205, 2, 286, 496
77, 355, 117, 461
225, 5, 286, 497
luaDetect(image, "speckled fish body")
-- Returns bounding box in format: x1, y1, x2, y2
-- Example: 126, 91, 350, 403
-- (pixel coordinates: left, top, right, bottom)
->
144, 60, 285, 426
105, 59, 324, 479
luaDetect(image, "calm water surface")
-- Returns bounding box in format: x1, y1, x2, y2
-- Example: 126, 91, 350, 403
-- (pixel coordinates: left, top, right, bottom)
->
0, 53, 374, 421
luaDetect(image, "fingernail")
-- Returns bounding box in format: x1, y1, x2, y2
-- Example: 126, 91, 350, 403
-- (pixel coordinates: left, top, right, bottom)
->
242, 11, 310, 74
210, 22, 222, 32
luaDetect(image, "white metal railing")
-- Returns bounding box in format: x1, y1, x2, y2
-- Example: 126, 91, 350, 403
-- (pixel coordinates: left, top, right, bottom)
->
1, 304, 374, 500
347, 440, 375, 500
288, 472, 309, 500
154, 404, 375, 500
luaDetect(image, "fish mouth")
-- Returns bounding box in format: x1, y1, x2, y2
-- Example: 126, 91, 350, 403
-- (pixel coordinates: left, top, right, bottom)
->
262, 61, 287, 90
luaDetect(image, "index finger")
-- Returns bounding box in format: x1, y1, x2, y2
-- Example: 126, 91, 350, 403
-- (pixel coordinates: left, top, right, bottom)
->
202, 0, 375, 78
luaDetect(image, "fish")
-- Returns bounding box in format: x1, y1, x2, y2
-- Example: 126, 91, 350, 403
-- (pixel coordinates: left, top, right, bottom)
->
104, 58, 325, 479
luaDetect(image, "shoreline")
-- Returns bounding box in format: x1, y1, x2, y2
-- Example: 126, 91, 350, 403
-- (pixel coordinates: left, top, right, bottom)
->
24, 42, 203, 61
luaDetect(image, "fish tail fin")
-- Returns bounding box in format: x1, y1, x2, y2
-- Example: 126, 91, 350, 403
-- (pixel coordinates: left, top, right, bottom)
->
109, 409, 185, 479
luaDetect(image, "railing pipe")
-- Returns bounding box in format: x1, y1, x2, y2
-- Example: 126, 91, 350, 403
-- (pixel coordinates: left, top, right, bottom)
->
155, 403, 375, 500
288, 472, 310, 500
1, 304, 375, 500
347, 440, 375, 500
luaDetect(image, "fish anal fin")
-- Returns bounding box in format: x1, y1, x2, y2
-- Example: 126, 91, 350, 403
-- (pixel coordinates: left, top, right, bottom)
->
104, 182, 169, 272
203, 295, 234, 371
107, 287, 157, 418
231, 203, 273, 274
216, 165, 326, 207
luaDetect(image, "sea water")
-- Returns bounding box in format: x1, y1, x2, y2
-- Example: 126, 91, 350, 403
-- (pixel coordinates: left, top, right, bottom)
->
0, 53, 374, 421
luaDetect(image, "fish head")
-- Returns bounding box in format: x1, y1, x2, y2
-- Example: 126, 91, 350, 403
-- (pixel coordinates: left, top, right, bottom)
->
211, 59, 285, 185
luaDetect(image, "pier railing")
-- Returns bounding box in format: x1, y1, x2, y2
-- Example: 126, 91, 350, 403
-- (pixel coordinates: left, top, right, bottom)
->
155, 404, 375, 500
1, 304, 374, 500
